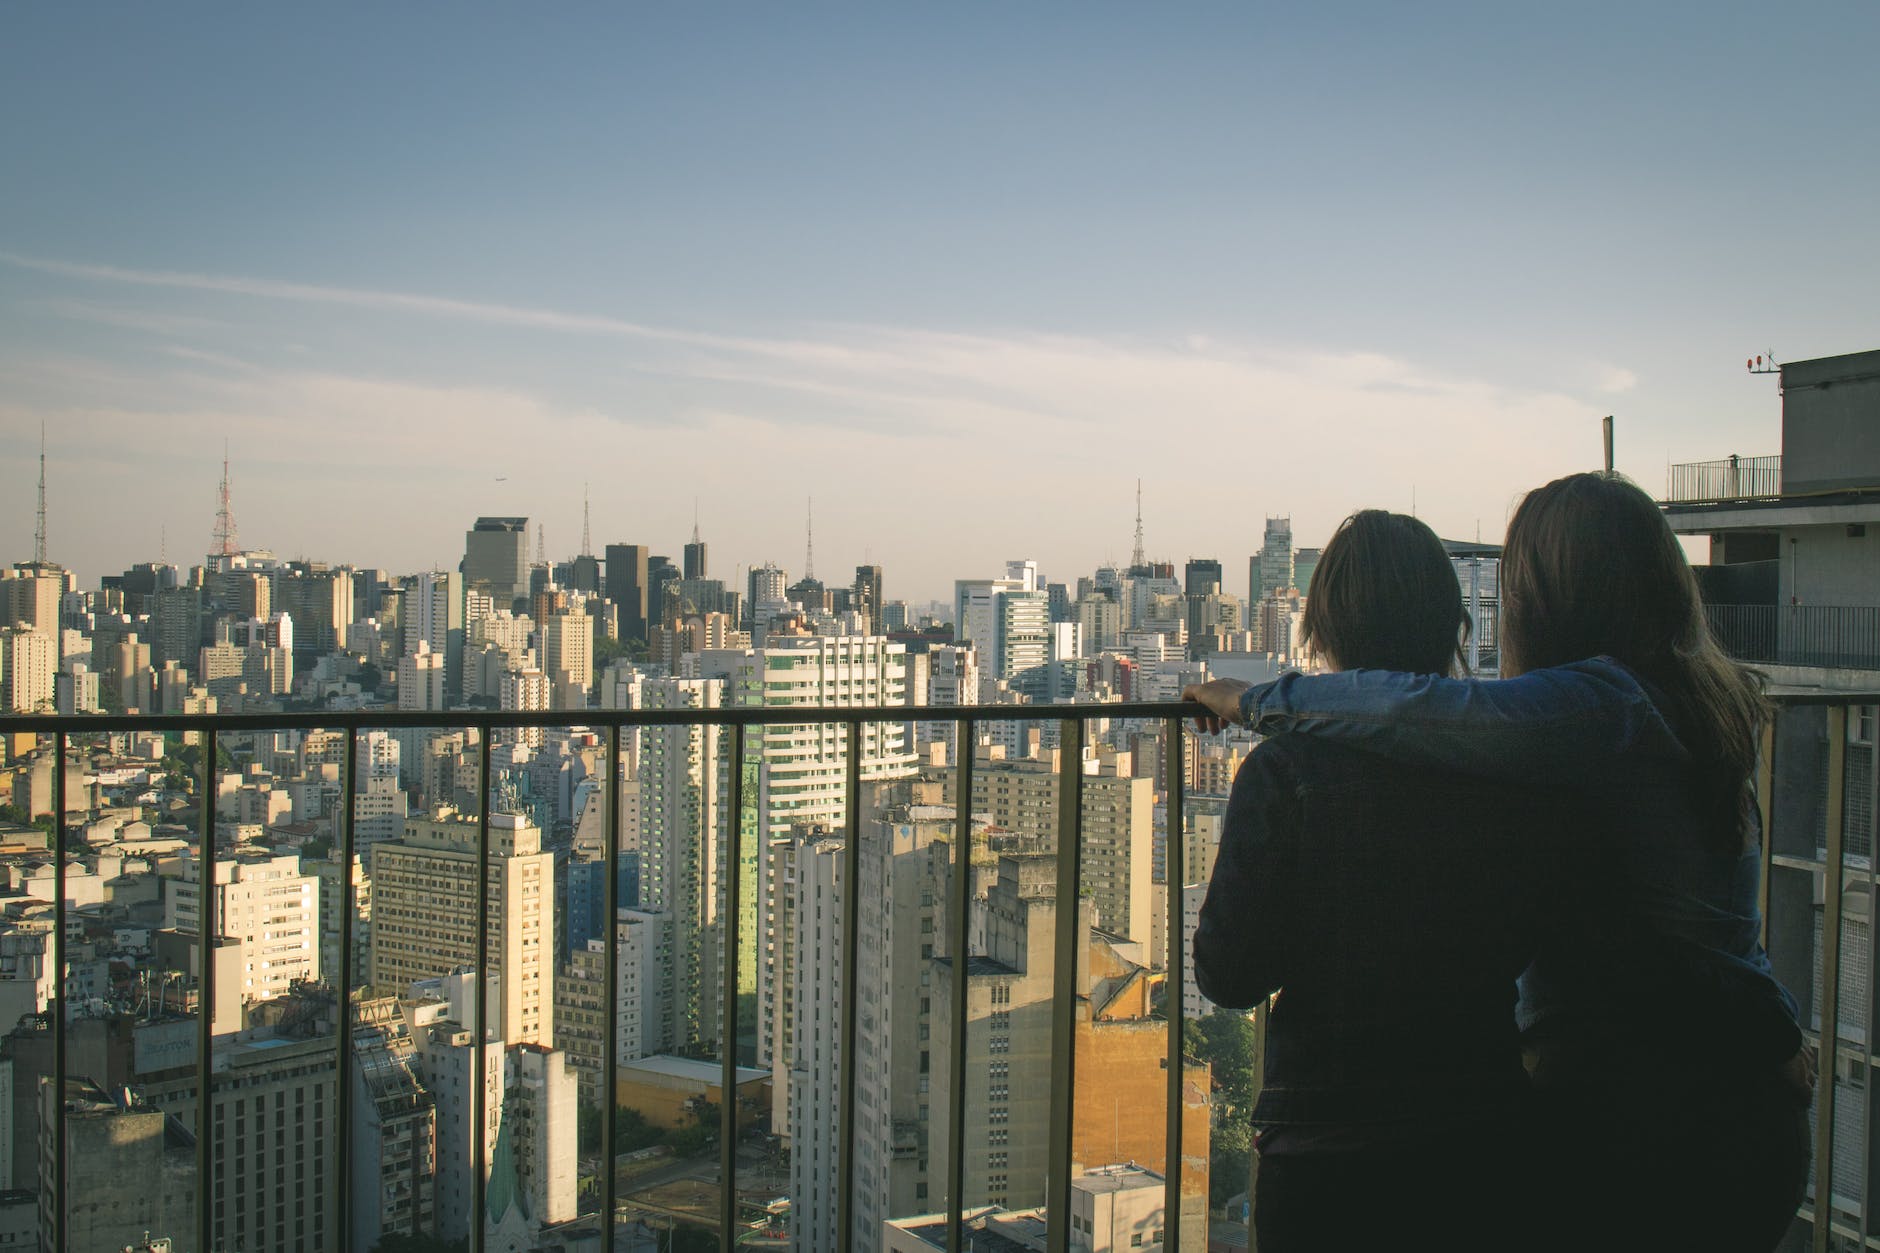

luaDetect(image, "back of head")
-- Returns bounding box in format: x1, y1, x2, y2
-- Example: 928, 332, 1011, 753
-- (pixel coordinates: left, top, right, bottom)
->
1301, 510, 1467, 677
1502, 472, 1767, 844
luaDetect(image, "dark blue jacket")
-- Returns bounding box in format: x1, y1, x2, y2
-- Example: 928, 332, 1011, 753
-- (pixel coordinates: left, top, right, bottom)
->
1237, 658, 1802, 1072
1194, 733, 1578, 1127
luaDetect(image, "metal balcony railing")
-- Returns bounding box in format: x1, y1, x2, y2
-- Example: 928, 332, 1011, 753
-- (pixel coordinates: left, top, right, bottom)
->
1666, 454, 1784, 504
13, 693, 1879, 1253
12, 701, 1199, 1253
1708, 605, 1880, 672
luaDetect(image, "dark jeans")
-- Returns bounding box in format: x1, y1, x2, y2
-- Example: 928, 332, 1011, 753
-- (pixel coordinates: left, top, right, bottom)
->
1529, 1060, 1810, 1253
1254, 1118, 1531, 1253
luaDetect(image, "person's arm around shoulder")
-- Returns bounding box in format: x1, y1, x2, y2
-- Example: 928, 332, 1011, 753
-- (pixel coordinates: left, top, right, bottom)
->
1193, 740, 1300, 1009
1186, 658, 1686, 783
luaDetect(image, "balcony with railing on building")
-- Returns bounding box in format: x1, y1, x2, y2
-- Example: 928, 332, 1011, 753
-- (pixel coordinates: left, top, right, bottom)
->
1663, 348, 1880, 683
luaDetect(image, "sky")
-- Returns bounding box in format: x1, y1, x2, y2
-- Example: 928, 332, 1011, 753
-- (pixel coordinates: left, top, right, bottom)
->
3, 4, 1877, 602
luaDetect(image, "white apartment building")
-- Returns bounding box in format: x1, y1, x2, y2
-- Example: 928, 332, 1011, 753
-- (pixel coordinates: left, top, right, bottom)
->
498, 666, 552, 748
541, 609, 593, 708
914, 643, 979, 766
631, 675, 728, 1052
698, 634, 918, 840
789, 834, 846, 1253
167, 851, 321, 1002
397, 644, 448, 712
0, 626, 57, 712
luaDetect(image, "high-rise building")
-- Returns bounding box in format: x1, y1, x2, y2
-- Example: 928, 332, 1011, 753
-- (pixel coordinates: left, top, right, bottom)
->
853, 564, 884, 636
498, 667, 552, 747
540, 610, 593, 708
956, 570, 1049, 699
698, 635, 917, 840
397, 644, 449, 712
167, 850, 322, 1002
631, 677, 727, 1051
464, 517, 530, 607
603, 543, 650, 642
969, 746, 1154, 946
405, 570, 464, 693
276, 564, 354, 656
136, 1027, 339, 1253
647, 555, 680, 628
684, 537, 709, 581
370, 810, 558, 1047
1293, 546, 1323, 594
927, 854, 1209, 1235
1255, 516, 1294, 599
150, 585, 204, 670
1, 564, 62, 632
349, 997, 438, 1252
0, 627, 56, 713
792, 781, 954, 1250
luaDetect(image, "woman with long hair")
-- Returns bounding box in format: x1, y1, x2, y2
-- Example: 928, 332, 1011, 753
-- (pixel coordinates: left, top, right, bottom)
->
1192, 509, 1576, 1251
1187, 472, 1810, 1251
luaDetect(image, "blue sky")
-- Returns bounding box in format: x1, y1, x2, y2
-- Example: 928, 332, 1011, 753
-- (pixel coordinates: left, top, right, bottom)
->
4, 4, 1877, 599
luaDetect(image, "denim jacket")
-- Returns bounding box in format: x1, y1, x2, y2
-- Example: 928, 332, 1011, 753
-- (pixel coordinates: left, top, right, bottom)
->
1238, 657, 1802, 1069
1195, 734, 1578, 1126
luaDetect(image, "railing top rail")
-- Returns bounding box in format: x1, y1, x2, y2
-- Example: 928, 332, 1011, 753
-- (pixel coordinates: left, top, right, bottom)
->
0, 700, 1203, 734
0, 691, 1866, 736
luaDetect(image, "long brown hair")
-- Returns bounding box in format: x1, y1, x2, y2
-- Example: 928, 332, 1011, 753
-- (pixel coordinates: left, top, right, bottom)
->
1301, 510, 1470, 677
1501, 472, 1767, 848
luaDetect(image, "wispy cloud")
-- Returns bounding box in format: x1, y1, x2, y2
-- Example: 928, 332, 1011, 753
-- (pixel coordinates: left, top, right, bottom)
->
3, 251, 1616, 589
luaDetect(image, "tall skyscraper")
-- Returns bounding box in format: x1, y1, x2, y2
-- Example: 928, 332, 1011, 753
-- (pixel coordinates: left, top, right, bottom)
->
1183, 558, 1223, 598
852, 564, 883, 635
647, 555, 680, 629
1256, 515, 1295, 599
1293, 546, 1323, 594
603, 542, 650, 642
405, 570, 464, 692
631, 676, 728, 1051
956, 567, 1050, 699
464, 517, 530, 607
684, 538, 708, 581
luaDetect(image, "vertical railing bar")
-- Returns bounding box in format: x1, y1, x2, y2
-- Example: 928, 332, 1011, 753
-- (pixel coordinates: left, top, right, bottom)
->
51, 730, 67, 1253
945, 718, 975, 1253
1164, 717, 1186, 1245
1046, 718, 1085, 1253
720, 722, 746, 1248
1758, 720, 1777, 949
1861, 706, 1880, 1246
603, 723, 623, 1253
474, 730, 493, 1253
336, 725, 360, 1248
1811, 704, 1848, 1253
198, 722, 219, 1252
836, 718, 865, 1253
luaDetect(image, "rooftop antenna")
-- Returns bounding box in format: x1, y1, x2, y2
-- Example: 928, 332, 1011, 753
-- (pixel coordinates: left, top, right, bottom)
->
1130, 479, 1146, 570
692, 497, 700, 547
804, 497, 816, 581
212, 440, 239, 557
580, 484, 592, 557
33, 422, 47, 565
536, 522, 546, 566
1747, 351, 1779, 376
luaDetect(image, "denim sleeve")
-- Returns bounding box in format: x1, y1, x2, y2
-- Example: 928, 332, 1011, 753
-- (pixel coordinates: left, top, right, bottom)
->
1237, 657, 1689, 783
1193, 747, 1297, 1009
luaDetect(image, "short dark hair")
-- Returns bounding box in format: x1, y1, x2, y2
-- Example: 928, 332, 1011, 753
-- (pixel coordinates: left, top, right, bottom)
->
1299, 510, 1468, 676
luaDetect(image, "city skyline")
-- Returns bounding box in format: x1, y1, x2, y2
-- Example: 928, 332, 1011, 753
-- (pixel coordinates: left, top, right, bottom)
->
6, 5, 1878, 597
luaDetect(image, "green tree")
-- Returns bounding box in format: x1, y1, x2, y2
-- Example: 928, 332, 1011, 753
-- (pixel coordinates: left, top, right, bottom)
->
1192, 1009, 1259, 1116
667, 1101, 718, 1158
